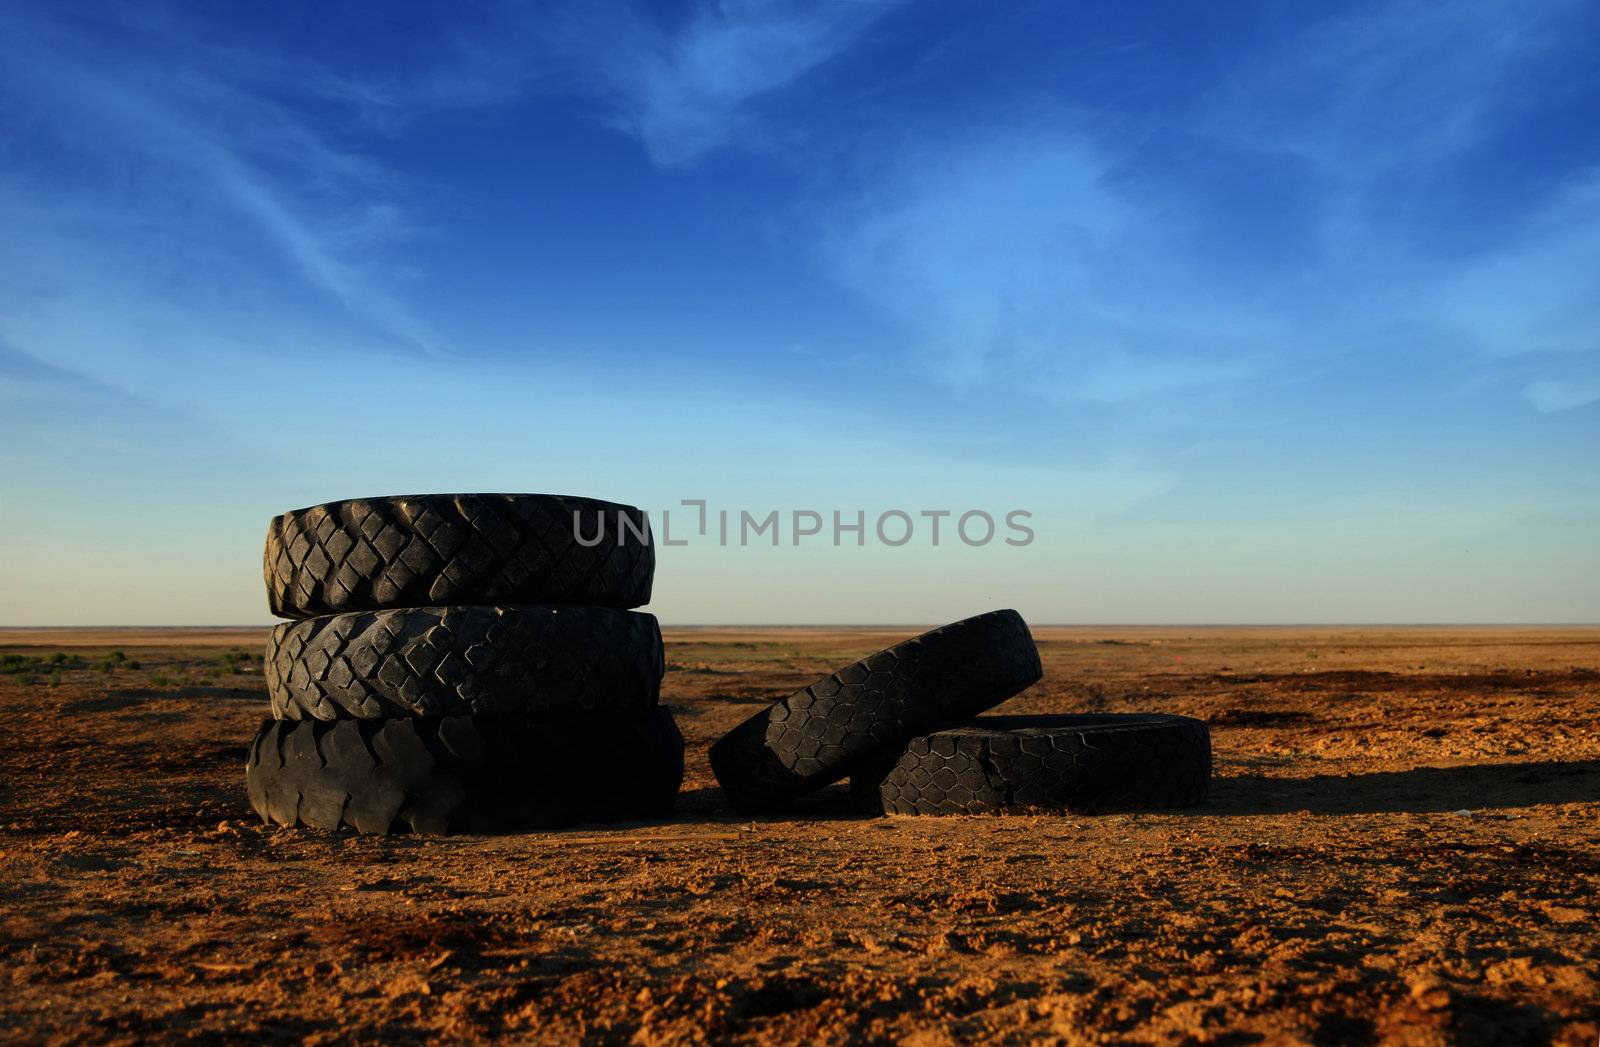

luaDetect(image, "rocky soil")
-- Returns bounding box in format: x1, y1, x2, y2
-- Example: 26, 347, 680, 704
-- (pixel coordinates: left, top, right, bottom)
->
2, 625, 1597, 1044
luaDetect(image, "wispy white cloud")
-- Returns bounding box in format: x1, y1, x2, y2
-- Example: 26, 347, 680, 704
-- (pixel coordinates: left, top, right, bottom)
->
590, 0, 896, 165
1523, 379, 1600, 413
823, 128, 1277, 401
1204, 0, 1580, 176
815, 0, 1597, 414
0, 4, 434, 351
1402, 167, 1600, 414
393, 0, 898, 167
0, 337, 103, 390
4, 0, 1592, 421
1428, 171, 1600, 361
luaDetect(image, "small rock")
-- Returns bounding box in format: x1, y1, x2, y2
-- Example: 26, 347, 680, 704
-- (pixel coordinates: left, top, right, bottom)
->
1541, 905, 1587, 924
1410, 977, 1452, 1011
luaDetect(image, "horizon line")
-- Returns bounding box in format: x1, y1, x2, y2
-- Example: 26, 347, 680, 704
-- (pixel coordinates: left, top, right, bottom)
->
2, 622, 1598, 631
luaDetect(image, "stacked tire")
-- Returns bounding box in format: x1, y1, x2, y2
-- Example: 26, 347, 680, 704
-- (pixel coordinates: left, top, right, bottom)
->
245, 494, 683, 834
709, 610, 1211, 817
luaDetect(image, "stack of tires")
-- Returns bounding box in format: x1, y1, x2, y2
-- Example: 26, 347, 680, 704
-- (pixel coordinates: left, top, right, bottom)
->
245, 493, 682, 835
710, 610, 1212, 817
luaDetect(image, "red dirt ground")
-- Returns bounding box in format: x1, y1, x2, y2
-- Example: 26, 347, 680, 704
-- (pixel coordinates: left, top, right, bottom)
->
1, 625, 1597, 1044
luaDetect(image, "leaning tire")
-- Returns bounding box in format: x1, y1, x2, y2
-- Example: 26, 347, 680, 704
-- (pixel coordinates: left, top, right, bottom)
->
852, 714, 1211, 816
264, 493, 654, 619
708, 610, 1041, 813
244, 707, 684, 834
266, 605, 663, 721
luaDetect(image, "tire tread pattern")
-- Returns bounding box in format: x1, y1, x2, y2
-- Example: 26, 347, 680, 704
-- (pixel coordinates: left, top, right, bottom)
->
265, 493, 653, 618
266, 605, 663, 720
852, 713, 1211, 815
244, 707, 684, 834
708, 610, 1042, 812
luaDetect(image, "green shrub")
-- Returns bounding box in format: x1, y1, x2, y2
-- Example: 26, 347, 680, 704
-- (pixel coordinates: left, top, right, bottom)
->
95, 651, 138, 673
214, 648, 257, 674
2, 653, 83, 675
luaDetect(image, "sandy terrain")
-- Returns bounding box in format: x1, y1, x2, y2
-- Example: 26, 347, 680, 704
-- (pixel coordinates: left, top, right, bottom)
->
1, 625, 1597, 1044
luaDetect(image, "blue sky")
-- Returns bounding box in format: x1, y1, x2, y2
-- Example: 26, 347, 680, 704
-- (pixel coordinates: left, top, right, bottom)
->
1, 0, 1596, 625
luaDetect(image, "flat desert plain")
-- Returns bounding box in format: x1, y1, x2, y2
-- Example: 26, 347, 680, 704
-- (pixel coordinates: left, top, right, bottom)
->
1, 626, 1597, 1044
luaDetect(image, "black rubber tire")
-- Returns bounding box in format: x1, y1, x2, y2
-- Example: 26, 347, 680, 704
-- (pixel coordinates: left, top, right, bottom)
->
851, 713, 1211, 816
264, 493, 654, 619
266, 605, 663, 721
708, 610, 1042, 813
243, 707, 684, 834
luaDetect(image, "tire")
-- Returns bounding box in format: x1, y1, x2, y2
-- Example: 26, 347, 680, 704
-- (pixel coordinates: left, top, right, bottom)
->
244, 707, 684, 834
852, 714, 1211, 816
708, 610, 1041, 813
266, 605, 663, 721
264, 493, 654, 619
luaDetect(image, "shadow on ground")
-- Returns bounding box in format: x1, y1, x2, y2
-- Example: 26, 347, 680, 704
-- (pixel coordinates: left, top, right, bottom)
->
618, 763, 1600, 829
668, 784, 870, 825
1199, 760, 1600, 815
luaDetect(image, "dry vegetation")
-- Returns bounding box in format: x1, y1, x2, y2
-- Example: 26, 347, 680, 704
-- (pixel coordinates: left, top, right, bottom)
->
1, 625, 1597, 1044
